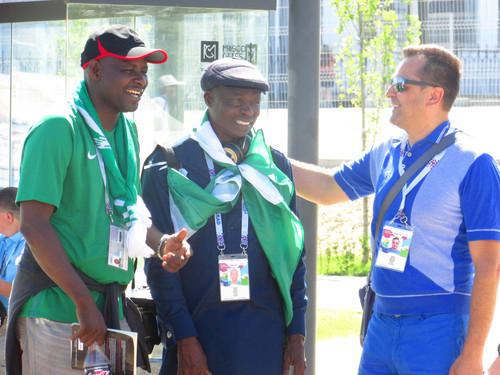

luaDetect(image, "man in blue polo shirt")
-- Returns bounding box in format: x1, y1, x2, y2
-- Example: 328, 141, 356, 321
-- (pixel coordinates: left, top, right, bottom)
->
0, 187, 25, 369
292, 44, 500, 374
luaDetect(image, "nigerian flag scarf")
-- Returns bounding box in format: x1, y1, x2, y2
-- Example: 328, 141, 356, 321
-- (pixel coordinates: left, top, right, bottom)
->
168, 113, 304, 325
72, 81, 141, 228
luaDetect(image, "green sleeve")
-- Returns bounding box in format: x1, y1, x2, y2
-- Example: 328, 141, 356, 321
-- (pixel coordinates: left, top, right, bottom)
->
17, 116, 74, 209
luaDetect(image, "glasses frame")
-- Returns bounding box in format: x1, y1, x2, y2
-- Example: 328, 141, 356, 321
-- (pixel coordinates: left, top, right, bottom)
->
391, 76, 440, 93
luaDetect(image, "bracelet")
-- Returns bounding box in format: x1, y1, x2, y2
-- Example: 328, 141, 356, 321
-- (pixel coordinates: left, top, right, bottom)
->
156, 235, 169, 257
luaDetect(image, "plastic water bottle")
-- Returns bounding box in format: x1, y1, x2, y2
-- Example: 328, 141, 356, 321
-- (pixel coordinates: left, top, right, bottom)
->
83, 342, 111, 375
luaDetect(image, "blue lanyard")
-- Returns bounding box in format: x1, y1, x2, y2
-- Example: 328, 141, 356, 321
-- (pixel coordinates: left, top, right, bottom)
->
205, 154, 249, 255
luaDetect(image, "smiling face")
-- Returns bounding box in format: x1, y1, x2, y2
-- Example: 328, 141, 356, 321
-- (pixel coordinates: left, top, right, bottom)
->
97, 57, 148, 112
385, 56, 430, 132
204, 86, 261, 142
86, 57, 148, 129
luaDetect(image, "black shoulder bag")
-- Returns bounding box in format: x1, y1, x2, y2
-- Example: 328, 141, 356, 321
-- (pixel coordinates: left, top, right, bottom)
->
359, 131, 457, 347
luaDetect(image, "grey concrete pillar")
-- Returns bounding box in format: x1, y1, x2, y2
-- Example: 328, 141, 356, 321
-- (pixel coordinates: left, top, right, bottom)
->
288, 0, 320, 374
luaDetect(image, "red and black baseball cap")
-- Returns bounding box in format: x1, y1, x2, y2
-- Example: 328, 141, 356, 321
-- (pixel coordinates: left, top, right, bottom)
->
80, 25, 168, 69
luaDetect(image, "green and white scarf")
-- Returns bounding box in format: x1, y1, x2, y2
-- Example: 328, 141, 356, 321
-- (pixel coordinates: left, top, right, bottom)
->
73, 81, 153, 258
168, 113, 304, 325
73, 82, 139, 225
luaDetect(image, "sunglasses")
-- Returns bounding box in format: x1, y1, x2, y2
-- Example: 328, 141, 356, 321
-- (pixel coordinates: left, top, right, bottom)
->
390, 76, 439, 92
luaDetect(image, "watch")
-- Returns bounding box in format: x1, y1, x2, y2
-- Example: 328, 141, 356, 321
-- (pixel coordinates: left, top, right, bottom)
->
156, 234, 169, 258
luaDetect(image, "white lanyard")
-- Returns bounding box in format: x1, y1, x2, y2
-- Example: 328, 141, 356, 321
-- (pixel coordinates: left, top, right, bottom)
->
396, 124, 450, 222
205, 154, 249, 255
96, 151, 113, 218
77, 106, 113, 218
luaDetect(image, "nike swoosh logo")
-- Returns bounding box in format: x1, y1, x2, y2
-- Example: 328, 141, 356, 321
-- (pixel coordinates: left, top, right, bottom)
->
87, 152, 97, 160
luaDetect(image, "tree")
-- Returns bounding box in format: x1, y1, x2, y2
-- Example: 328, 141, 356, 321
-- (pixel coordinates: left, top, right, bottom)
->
332, 0, 420, 264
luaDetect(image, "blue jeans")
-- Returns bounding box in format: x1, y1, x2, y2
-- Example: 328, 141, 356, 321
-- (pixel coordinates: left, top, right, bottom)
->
358, 312, 468, 375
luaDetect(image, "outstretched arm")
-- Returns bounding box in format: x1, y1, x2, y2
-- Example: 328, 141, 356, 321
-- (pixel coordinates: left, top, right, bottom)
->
290, 159, 349, 205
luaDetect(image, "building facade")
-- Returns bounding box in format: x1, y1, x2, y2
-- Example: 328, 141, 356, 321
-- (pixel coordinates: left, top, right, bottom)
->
268, 0, 500, 108
1, 0, 500, 186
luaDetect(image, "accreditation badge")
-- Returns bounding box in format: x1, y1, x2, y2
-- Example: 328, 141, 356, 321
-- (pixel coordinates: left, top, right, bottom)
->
375, 223, 413, 272
218, 254, 250, 302
107, 224, 128, 271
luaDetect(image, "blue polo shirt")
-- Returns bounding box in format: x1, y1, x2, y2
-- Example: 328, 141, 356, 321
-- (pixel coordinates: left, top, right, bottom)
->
0, 232, 25, 310
335, 121, 500, 315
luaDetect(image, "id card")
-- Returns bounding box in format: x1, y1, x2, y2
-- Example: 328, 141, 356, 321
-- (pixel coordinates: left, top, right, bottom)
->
375, 223, 413, 272
108, 224, 128, 271
218, 254, 250, 301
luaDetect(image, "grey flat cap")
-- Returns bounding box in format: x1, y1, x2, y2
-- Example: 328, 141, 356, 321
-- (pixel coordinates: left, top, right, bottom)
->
201, 58, 270, 92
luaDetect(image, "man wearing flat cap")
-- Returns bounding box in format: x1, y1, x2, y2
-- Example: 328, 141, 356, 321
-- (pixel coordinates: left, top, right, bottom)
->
6, 25, 191, 374
142, 58, 308, 375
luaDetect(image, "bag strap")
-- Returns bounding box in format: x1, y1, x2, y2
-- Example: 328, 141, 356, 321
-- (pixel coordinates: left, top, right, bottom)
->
133, 144, 179, 291
156, 144, 180, 170
367, 131, 458, 282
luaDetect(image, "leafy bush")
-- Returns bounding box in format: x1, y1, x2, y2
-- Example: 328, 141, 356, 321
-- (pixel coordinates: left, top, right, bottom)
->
318, 238, 371, 276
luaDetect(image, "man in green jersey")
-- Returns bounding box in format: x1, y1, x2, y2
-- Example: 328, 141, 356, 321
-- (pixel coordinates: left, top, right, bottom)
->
6, 25, 190, 374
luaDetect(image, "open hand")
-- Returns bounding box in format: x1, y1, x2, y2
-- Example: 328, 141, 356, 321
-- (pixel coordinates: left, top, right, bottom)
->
160, 228, 192, 272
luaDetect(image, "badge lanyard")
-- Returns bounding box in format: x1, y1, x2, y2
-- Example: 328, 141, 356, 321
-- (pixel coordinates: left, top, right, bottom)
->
395, 124, 450, 225
77, 106, 114, 221
205, 154, 252, 301
375, 125, 456, 273
95, 150, 114, 220
205, 154, 249, 255
78, 106, 128, 270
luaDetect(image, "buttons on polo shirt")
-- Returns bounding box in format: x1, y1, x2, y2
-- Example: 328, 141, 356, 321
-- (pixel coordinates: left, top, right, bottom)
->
407, 152, 412, 157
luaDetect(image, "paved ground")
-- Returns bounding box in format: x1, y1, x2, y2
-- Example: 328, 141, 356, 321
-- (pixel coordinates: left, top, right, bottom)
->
317, 336, 360, 375
315, 276, 364, 375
